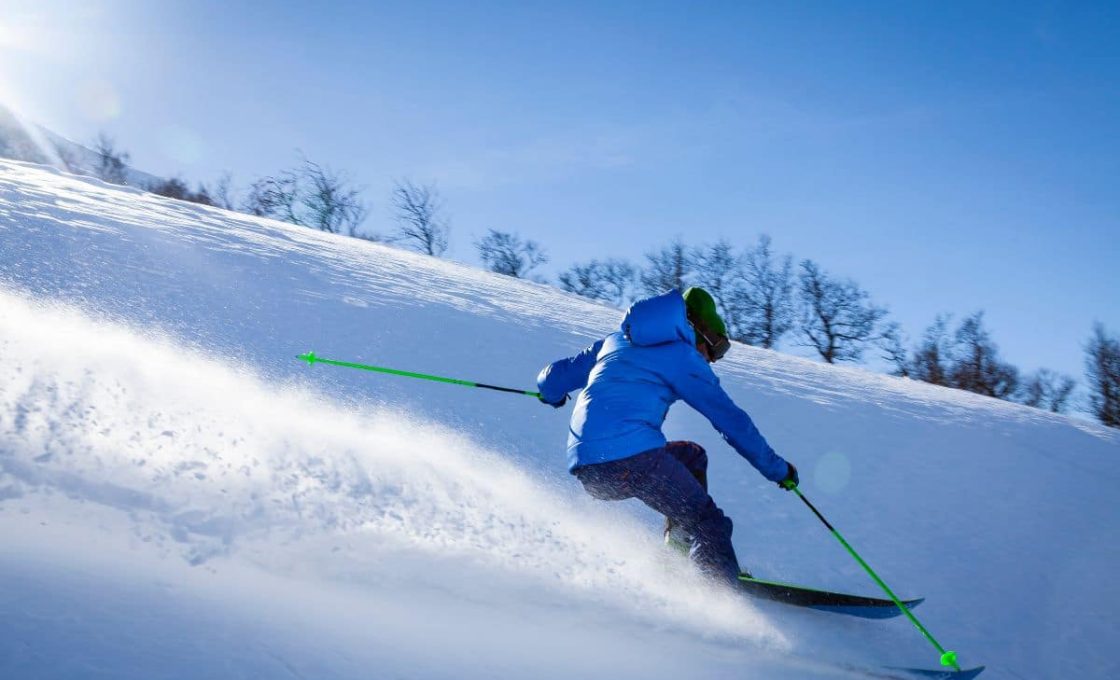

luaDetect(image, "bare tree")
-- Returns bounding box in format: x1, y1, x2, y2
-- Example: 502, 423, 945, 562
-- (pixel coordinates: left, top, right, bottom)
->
252, 173, 296, 220
948, 312, 1019, 399
910, 315, 954, 386
1085, 323, 1120, 428
242, 172, 298, 221
558, 258, 636, 307
148, 176, 191, 200
878, 321, 910, 377
191, 182, 214, 206
692, 240, 741, 301
476, 229, 548, 279
737, 235, 795, 349
93, 133, 129, 185
389, 180, 449, 256
598, 259, 638, 307
241, 158, 366, 235
213, 172, 236, 210
147, 177, 214, 206
302, 160, 366, 235
692, 239, 748, 337
1019, 369, 1076, 413
796, 259, 888, 364
640, 238, 693, 296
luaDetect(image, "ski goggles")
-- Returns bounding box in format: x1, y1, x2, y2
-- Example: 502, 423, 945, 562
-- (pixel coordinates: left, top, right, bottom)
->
692, 322, 731, 362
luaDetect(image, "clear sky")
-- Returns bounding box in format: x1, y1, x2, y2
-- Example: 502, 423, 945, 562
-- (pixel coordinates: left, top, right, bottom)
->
1, 0, 1117, 385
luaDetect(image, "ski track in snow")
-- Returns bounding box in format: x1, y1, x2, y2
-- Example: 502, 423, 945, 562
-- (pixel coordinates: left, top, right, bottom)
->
2, 159, 1120, 679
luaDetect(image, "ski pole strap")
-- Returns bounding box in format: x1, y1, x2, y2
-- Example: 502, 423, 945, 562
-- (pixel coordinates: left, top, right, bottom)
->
791, 487, 961, 672
297, 351, 542, 398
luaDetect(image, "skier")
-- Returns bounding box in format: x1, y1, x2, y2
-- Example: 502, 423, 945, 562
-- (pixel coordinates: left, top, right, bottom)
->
536, 287, 798, 586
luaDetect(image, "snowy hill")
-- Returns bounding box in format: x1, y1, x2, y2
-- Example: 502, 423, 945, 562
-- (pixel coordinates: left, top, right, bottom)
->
1, 158, 1118, 680
0, 105, 161, 188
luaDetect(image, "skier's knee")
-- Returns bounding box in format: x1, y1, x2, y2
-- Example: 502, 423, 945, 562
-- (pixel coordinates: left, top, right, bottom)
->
667, 440, 708, 472
689, 442, 708, 471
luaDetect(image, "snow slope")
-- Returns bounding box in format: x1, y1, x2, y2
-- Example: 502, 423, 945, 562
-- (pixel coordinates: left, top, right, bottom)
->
1, 159, 1118, 679
0, 105, 162, 189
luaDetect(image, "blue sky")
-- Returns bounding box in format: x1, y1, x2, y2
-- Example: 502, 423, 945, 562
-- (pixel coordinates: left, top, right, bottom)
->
1, 0, 1117, 383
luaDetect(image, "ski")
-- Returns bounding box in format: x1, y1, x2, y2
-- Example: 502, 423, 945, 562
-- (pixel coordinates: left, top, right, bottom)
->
880, 666, 985, 679
737, 574, 924, 619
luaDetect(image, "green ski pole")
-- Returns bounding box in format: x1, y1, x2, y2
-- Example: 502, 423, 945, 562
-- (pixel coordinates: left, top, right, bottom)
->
297, 351, 542, 398
783, 481, 963, 672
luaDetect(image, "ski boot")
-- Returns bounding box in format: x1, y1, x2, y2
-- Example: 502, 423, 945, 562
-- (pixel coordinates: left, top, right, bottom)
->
663, 517, 690, 555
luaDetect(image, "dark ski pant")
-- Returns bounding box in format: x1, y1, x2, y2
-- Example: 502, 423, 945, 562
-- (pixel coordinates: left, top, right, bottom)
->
573, 441, 741, 586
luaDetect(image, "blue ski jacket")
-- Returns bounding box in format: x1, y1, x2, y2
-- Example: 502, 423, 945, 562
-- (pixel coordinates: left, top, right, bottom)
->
537, 289, 790, 482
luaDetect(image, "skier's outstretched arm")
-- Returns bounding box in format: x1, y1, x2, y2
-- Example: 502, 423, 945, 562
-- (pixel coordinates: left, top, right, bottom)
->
669, 349, 791, 483
536, 339, 605, 406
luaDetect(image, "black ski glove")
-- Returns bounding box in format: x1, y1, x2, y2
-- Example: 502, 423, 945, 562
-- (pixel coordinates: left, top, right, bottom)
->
778, 462, 799, 491
539, 393, 568, 409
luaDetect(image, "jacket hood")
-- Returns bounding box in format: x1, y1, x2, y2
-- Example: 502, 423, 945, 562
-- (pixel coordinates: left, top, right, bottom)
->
620, 289, 695, 347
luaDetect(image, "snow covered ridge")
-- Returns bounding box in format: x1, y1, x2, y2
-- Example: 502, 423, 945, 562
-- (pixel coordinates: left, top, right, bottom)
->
2, 159, 1120, 679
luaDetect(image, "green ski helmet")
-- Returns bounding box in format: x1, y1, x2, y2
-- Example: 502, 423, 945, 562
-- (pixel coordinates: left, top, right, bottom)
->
682, 287, 731, 361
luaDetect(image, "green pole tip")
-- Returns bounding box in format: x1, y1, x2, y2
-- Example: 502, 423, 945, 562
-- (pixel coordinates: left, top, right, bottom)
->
299, 351, 318, 365
781, 479, 797, 490
940, 650, 959, 670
